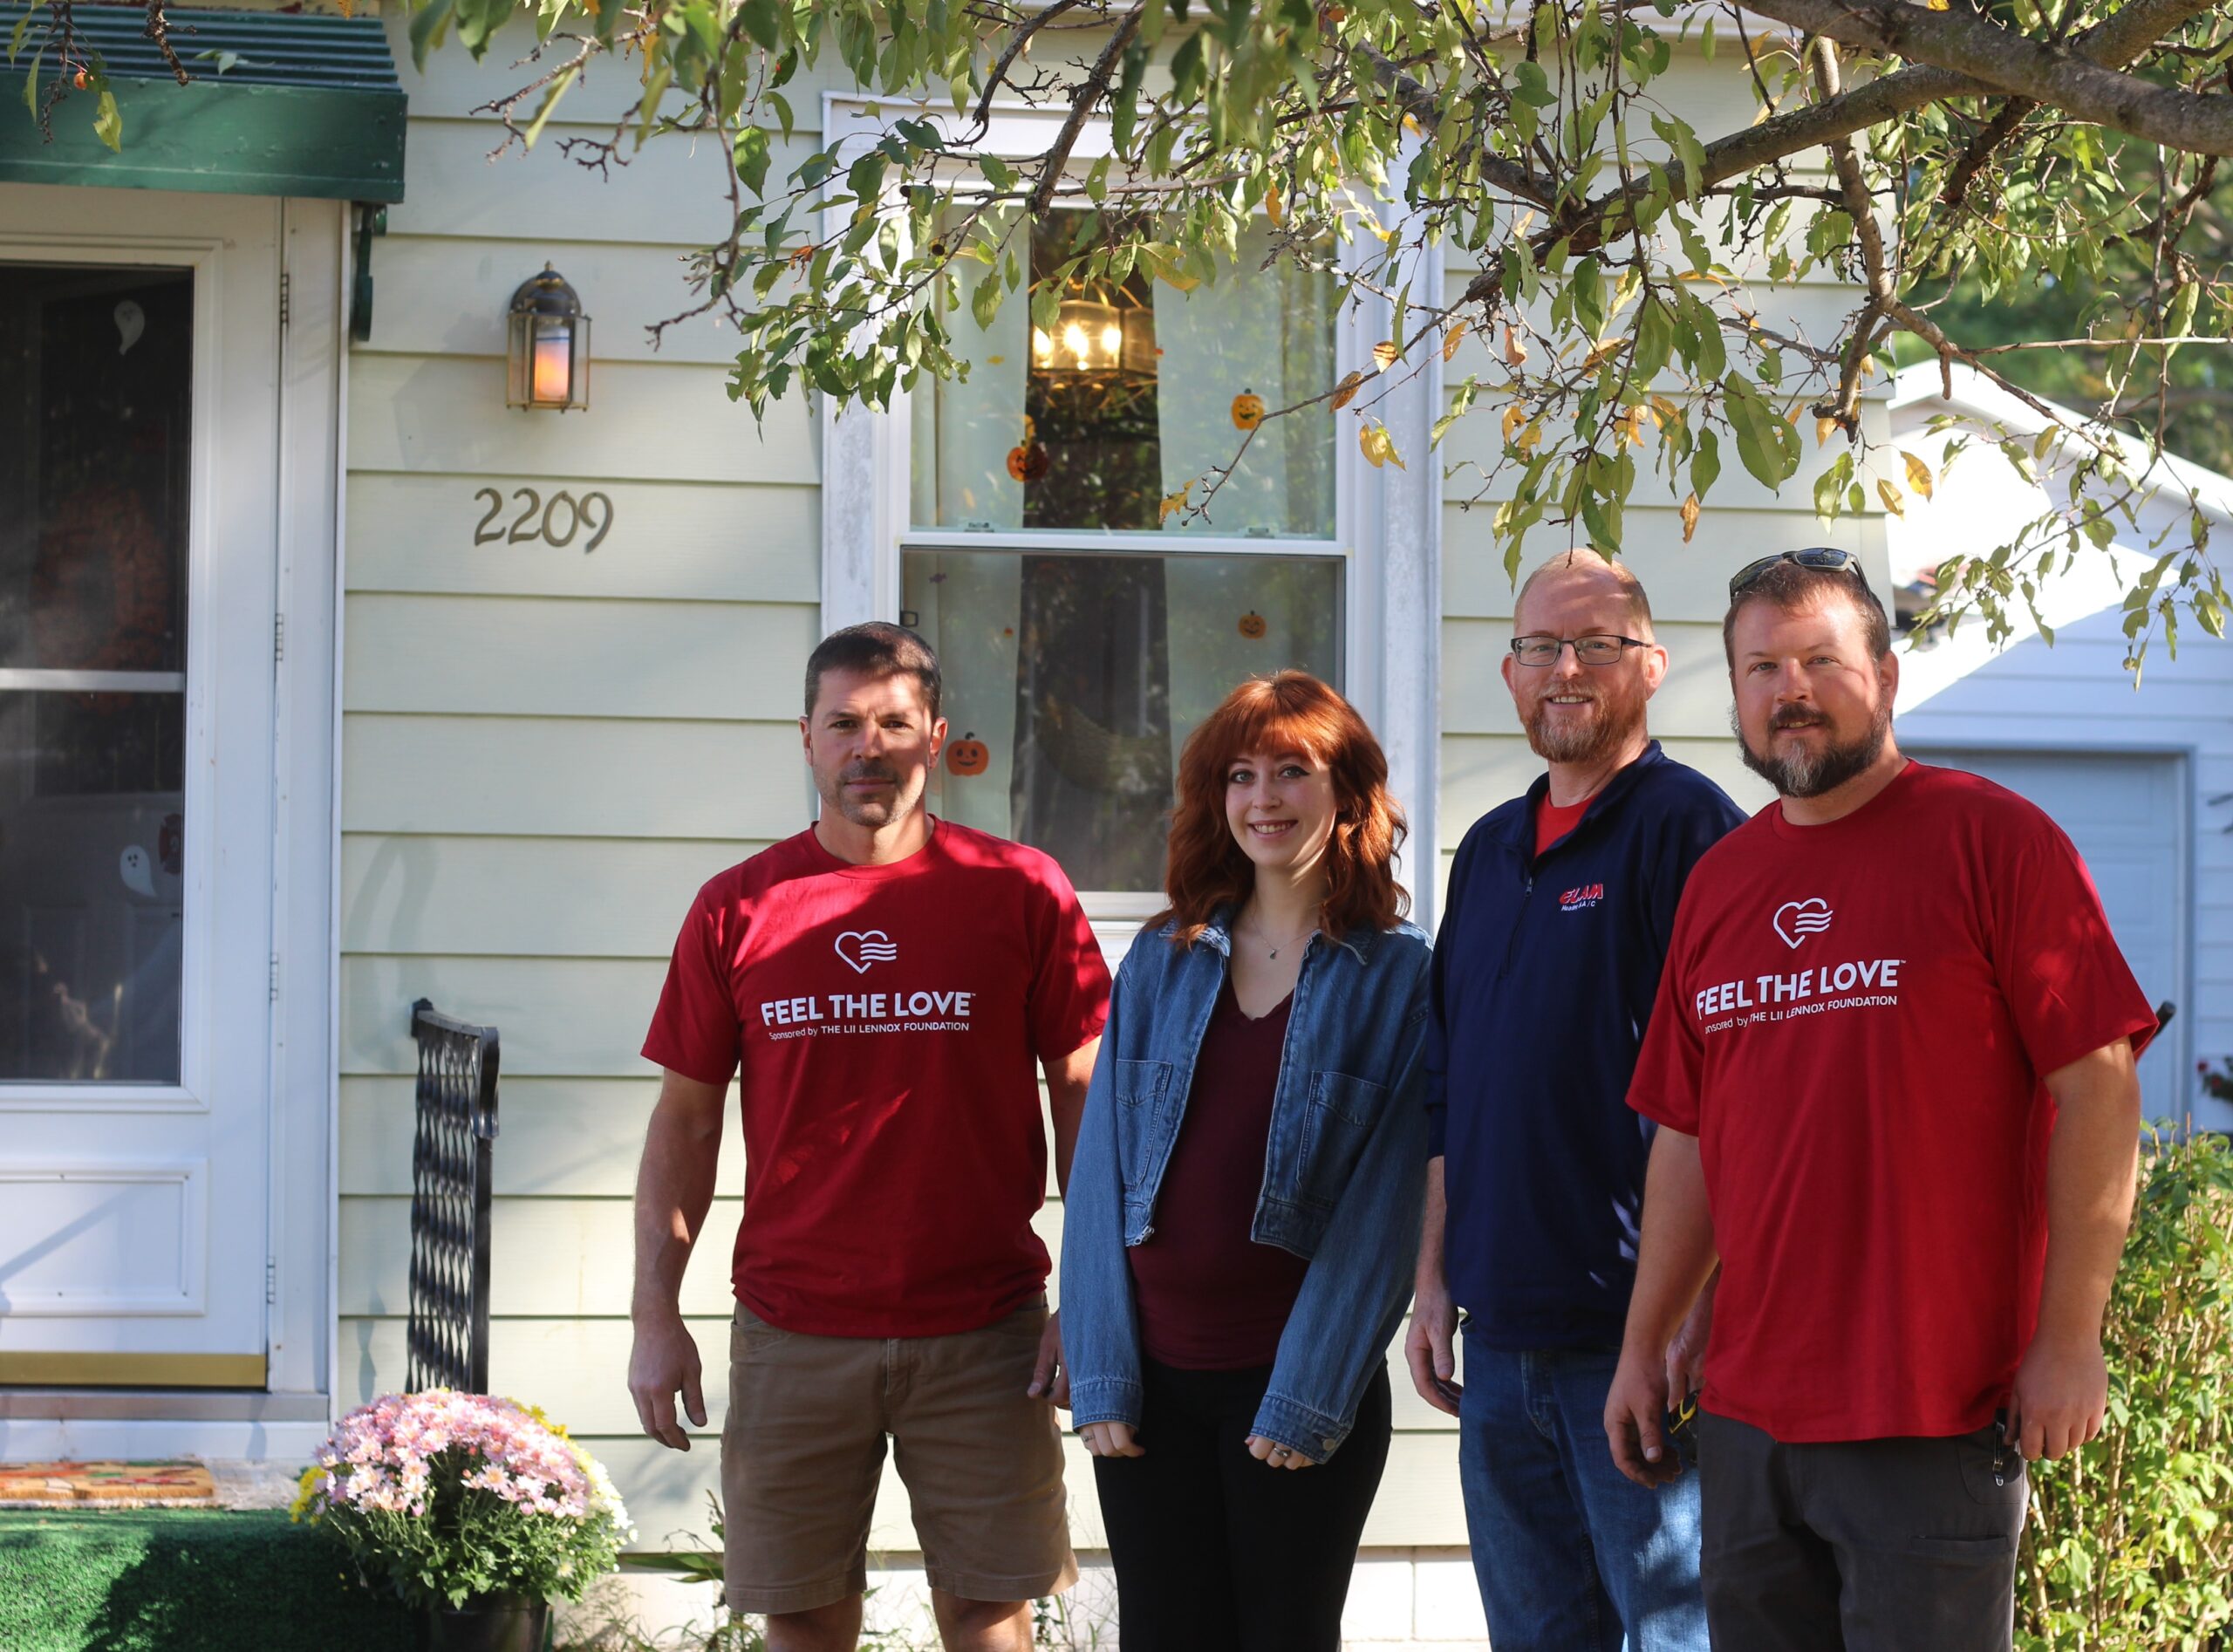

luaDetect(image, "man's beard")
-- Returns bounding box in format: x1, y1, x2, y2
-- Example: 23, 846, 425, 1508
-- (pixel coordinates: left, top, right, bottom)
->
1738, 700, 1892, 798
1523, 689, 1639, 766
819, 759, 919, 826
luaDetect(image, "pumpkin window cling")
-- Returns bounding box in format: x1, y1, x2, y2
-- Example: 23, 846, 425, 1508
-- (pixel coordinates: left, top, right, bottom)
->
946, 733, 991, 777
1230, 388, 1266, 432
1006, 415, 1051, 483
1237, 611, 1268, 639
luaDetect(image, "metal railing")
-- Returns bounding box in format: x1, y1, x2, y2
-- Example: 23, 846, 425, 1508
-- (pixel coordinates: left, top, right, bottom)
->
406, 998, 502, 1394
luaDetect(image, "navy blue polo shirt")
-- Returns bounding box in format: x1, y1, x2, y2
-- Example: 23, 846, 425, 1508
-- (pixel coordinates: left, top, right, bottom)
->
1426, 741, 1745, 1351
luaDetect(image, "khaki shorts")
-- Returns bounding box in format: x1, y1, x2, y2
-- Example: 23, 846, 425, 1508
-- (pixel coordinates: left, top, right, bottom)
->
720, 1299, 1076, 1616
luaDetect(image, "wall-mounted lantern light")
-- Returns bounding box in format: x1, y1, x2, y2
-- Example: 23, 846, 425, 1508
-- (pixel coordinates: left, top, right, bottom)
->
506, 264, 591, 412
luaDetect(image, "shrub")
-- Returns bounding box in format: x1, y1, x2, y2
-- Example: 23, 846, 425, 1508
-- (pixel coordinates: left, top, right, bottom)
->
2018, 1128, 2233, 1650
295, 1390, 632, 1611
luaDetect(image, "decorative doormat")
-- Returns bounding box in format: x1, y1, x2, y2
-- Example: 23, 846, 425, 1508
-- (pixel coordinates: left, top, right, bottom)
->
0, 1460, 216, 1508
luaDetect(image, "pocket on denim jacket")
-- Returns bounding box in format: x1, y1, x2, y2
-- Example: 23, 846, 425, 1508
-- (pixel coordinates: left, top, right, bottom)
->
1297, 1069, 1387, 1208
1113, 1059, 1177, 1191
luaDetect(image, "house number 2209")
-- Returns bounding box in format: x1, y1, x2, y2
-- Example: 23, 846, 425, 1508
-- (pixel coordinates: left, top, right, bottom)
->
472, 488, 615, 550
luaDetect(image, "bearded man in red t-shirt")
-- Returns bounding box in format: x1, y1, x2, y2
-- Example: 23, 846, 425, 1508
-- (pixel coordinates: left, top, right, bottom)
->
1603, 552, 2157, 1651
627, 623, 1110, 1652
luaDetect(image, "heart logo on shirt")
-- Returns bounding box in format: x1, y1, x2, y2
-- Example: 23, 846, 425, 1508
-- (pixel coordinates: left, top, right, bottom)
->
1772, 898, 1834, 950
834, 930, 898, 974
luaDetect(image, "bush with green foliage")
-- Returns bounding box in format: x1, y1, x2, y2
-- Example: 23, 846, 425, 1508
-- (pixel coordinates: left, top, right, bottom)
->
2018, 1128, 2233, 1650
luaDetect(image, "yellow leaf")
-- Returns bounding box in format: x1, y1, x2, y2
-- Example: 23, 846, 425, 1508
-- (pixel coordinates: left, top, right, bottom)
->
1925, 0, 1949, 9
1442, 319, 1469, 363
1622, 406, 1647, 447
1517, 419, 1544, 454
1373, 339, 1402, 371
1158, 270, 1202, 292
1158, 485, 1192, 525
1902, 450, 1935, 501
1501, 324, 1528, 368
1815, 416, 1839, 448
1581, 338, 1624, 374
1876, 479, 1906, 519
1680, 493, 1701, 543
1368, 222, 1396, 245
1330, 371, 1364, 411
1501, 404, 1527, 444
1264, 187, 1285, 228
1360, 424, 1406, 470
1649, 393, 1681, 430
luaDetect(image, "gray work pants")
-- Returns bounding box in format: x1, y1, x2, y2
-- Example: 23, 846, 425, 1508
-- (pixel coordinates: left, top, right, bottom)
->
1697, 1410, 2027, 1652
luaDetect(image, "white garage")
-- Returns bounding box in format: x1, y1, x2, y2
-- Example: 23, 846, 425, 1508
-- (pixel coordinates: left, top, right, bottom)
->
1890, 366, 2233, 1136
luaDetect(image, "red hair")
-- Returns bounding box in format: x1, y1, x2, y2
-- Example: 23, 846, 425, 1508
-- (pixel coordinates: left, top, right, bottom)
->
1158, 672, 1409, 949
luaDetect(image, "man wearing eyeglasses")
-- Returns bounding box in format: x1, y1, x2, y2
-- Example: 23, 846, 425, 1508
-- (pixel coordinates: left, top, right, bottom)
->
1411, 549, 1744, 1651
1607, 550, 2155, 1649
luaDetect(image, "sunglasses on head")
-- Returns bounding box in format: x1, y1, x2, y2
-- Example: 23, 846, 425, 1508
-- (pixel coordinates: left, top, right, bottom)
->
1727, 547, 1867, 603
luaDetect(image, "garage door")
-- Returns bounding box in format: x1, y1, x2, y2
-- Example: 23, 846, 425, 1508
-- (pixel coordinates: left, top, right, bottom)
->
1908, 749, 2185, 1122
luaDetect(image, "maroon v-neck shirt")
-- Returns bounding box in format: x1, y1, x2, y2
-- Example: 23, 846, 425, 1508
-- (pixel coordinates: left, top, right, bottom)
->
1126, 977, 1311, 1369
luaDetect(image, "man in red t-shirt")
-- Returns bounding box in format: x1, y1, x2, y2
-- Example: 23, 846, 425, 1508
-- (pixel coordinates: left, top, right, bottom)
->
1604, 552, 2156, 1650
627, 622, 1110, 1652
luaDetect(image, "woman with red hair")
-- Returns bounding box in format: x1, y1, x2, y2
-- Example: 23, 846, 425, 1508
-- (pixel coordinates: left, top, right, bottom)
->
1060, 671, 1433, 1650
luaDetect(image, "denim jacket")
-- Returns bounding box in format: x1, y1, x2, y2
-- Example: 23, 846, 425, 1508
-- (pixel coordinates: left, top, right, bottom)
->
1062, 909, 1432, 1462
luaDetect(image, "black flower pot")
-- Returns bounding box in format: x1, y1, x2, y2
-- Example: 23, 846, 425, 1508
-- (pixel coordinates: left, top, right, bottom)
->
428, 1592, 550, 1652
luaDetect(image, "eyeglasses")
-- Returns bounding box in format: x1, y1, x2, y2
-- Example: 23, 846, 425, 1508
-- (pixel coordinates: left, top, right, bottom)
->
1508, 634, 1649, 667
1727, 546, 1868, 602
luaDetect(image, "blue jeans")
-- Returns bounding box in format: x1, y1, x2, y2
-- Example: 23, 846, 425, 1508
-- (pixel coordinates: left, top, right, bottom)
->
1457, 1341, 1708, 1652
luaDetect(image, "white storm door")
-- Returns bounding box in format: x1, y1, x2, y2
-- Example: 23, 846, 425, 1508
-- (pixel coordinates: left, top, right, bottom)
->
0, 187, 281, 1385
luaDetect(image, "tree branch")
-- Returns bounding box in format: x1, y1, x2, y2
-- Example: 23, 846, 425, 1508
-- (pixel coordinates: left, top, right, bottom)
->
1738, 0, 2233, 156
1027, 2, 1143, 215
1940, 97, 2038, 211
1810, 38, 1890, 432
976, 0, 1091, 130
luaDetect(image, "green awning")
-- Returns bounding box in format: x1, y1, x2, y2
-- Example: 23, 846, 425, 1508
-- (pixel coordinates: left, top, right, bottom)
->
0, 4, 406, 201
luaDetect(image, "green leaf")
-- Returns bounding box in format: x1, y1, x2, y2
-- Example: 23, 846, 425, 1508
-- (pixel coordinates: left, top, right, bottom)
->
92, 85, 120, 151
740, 0, 782, 50
734, 125, 772, 195
971, 273, 1001, 331
1692, 427, 1721, 499
406, 0, 454, 72
1572, 256, 1604, 339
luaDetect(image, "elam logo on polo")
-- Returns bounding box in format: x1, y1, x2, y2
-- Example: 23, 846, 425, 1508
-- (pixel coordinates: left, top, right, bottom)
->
756, 923, 975, 1038
1688, 895, 1904, 1034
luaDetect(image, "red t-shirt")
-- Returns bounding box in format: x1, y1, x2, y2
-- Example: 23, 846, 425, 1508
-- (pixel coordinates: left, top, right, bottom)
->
1533, 792, 1592, 857
642, 820, 1110, 1338
1628, 762, 2156, 1443
1126, 980, 1308, 1370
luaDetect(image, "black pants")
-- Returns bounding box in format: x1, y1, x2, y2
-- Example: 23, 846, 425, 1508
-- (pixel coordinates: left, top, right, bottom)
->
1092, 1360, 1392, 1652
1698, 1410, 2028, 1652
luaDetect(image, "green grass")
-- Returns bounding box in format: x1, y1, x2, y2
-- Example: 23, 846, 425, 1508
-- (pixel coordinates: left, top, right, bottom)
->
0, 1509, 420, 1651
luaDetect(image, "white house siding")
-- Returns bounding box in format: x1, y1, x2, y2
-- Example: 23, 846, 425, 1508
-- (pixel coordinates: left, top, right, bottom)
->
332, 24, 1877, 1641
338, 19, 830, 1553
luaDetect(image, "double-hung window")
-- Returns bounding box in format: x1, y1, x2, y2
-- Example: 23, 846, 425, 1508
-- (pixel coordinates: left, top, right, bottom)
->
823, 98, 1440, 924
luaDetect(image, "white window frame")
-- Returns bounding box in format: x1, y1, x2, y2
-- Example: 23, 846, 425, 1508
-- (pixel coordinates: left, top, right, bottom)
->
820, 96, 1443, 924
